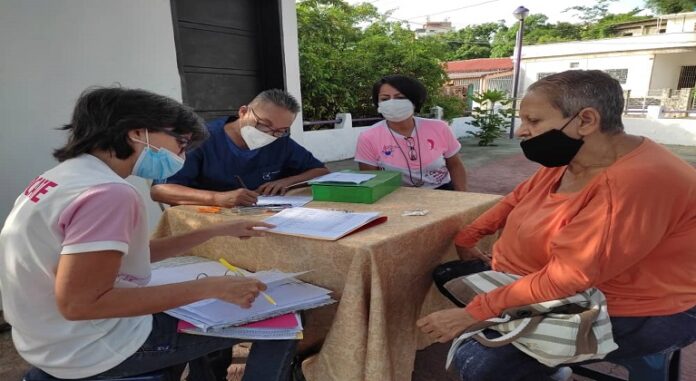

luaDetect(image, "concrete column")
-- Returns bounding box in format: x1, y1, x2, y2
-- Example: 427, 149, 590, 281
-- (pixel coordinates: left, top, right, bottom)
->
335, 113, 352, 129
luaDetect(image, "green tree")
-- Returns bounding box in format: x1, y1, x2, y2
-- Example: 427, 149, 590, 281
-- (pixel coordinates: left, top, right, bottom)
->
297, 0, 463, 126
563, 0, 617, 23
645, 0, 696, 14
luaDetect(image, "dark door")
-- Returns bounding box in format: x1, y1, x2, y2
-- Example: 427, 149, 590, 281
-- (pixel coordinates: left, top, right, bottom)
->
171, 0, 285, 120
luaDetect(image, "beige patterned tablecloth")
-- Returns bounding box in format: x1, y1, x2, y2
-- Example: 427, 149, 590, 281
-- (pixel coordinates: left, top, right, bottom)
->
152, 187, 500, 381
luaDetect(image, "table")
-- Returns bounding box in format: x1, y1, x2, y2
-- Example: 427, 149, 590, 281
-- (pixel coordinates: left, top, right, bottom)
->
152, 188, 500, 381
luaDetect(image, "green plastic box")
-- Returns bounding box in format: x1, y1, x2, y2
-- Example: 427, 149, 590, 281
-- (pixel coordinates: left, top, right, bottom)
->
310, 170, 401, 204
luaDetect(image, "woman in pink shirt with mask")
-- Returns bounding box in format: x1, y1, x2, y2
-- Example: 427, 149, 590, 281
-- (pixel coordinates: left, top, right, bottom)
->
354, 75, 468, 190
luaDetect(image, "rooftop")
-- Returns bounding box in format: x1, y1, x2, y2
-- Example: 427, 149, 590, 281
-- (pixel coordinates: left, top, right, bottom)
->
445, 58, 513, 73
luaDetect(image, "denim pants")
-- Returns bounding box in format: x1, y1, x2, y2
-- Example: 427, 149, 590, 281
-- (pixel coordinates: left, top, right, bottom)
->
32, 313, 298, 381
433, 260, 696, 381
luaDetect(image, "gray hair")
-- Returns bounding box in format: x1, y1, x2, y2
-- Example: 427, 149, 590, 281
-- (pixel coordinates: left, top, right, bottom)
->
250, 89, 300, 114
527, 70, 624, 133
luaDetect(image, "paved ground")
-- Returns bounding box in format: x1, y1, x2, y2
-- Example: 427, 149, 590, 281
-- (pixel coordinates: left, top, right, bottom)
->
1, 137, 694, 380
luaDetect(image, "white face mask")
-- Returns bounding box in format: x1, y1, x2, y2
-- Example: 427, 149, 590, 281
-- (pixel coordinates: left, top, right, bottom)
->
378, 99, 415, 122
240, 125, 278, 150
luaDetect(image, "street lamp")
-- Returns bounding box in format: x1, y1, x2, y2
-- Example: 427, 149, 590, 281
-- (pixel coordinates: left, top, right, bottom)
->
509, 5, 529, 139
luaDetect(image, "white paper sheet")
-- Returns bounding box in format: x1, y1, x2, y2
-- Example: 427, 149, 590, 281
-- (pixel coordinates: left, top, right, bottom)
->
308, 172, 376, 184
263, 207, 381, 240
256, 195, 313, 208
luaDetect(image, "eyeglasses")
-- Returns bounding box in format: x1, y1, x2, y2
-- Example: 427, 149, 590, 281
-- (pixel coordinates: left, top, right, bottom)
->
161, 129, 191, 154
404, 137, 418, 161
249, 108, 291, 138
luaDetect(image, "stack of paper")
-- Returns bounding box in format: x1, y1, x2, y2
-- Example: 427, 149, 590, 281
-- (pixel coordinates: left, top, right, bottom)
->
177, 312, 303, 340
308, 172, 376, 184
149, 259, 335, 332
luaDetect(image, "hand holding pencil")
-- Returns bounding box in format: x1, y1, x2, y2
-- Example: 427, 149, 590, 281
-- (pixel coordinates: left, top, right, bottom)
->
219, 258, 278, 305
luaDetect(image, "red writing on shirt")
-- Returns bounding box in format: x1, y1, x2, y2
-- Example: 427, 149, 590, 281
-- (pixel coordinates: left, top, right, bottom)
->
23, 176, 58, 203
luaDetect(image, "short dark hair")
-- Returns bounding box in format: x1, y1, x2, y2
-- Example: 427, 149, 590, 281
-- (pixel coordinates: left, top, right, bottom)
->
250, 89, 300, 114
372, 75, 428, 112
54, 87, 208, 162
528, 70, 624, 133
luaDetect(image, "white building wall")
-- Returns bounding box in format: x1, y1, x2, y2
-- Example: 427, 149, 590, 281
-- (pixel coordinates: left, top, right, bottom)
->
664, 13, 696, 33
520, 54, 656, 96
0, 0, 181, 231
0, 0, 302, 231
650, 52, 696, 90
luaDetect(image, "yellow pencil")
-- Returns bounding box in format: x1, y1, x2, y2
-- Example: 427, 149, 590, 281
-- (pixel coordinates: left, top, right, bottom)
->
218, 258, 277, 305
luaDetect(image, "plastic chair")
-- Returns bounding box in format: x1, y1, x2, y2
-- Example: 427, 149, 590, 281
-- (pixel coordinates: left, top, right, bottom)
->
23, 367, 173, 381
571, 349, 681, 381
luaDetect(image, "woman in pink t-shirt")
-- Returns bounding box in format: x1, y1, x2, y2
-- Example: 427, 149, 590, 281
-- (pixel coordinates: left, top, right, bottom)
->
354, 75, 467, 190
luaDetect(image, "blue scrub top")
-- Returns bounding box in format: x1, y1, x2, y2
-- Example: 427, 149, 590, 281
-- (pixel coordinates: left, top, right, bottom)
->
154, 116, 325, 191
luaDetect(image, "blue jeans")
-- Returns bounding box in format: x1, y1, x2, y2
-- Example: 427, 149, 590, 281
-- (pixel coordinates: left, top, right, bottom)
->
433, 260, 696, 381
59, 313, 297, 381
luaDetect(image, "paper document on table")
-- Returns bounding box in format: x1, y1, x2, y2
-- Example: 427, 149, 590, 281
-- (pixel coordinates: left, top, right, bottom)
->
256, 195, 313, 208
262, 207, 386, 240
308, 172, 376, 184
149, 258, 334, 331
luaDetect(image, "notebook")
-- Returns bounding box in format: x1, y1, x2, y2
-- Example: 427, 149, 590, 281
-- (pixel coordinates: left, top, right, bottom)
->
261, 207, 387, 240
149, 258, 335, 331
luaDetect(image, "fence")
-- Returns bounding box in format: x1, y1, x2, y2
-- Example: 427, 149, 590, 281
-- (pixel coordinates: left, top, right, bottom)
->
624, 88, 696, 118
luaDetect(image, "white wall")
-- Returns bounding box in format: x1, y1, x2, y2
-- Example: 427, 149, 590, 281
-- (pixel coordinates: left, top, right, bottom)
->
624, 117, 696, 146
650, 52, 696, 90
521, 54, 656, 96
302, 124, 371, 162
0, 0, 181, 229
665, 13, 696, 33
280, 0, 306, 146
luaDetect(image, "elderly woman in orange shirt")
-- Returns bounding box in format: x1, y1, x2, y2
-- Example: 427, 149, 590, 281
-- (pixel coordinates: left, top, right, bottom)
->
417, 70, 696, 381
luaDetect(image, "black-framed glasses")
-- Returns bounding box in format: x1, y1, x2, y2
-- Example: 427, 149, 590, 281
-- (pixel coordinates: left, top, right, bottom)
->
404, 137, 417, 161
161, 129, 191, 154
249, 108, 291, 138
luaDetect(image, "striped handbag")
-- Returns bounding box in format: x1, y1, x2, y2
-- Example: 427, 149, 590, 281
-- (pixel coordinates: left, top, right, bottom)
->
444, 270, 618, 368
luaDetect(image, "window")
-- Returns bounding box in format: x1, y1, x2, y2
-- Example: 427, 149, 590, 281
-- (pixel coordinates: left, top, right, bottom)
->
570, 62, 579, 68
604, 69, 628, 84
659, 28, 666, 33
537, 72, 556, 80
677, 66, 696, 89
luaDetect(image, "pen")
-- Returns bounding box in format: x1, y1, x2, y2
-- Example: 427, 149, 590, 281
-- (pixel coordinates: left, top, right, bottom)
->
235, 175, 249, 189
218, 258, 277, 305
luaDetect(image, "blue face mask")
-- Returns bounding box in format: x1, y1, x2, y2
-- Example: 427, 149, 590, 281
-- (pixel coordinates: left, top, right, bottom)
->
131, 130, 185, 180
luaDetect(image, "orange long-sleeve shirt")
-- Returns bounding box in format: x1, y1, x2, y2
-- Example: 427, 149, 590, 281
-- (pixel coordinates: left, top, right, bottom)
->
455, 139, 696, 321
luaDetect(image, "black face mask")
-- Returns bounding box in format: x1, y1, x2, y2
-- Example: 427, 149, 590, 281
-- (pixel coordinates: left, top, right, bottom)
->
520, 114, 583, 167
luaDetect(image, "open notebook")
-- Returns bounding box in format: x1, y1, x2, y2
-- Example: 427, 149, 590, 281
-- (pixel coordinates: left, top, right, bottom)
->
149, 258, 335, 331
262, 207, 387, 240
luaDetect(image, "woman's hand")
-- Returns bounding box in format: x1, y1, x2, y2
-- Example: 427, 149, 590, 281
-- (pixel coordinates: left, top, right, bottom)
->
211, 220, 275, 240
456, 245, 491, 264
205, 276, 267, 309
417, 308, 479, 343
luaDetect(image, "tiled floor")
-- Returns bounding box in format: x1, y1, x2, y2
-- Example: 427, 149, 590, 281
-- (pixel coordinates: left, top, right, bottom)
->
1, 137, 694, 381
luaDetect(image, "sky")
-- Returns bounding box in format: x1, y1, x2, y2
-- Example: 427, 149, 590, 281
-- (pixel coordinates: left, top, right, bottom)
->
345, 0, 652, 29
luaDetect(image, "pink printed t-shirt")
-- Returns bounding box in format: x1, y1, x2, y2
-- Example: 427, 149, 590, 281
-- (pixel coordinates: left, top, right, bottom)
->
354, 117, 461, 188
